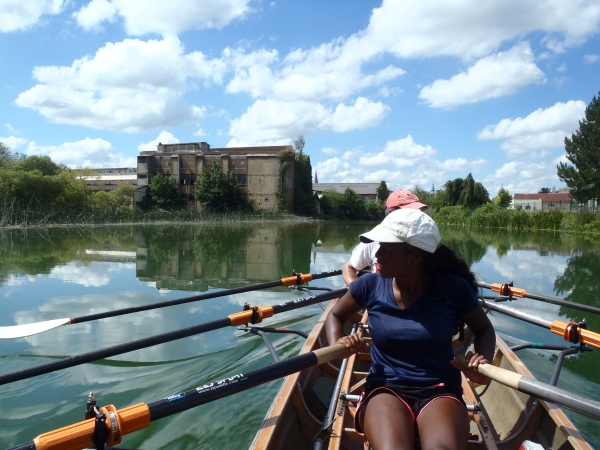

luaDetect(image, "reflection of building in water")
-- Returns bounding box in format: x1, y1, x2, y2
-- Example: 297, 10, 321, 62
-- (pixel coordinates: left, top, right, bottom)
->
84, 250, 137, 263
134, 227, 294, 292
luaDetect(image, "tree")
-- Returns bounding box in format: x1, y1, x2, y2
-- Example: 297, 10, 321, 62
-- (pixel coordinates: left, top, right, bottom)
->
194, 161, 244, 212
145, 173, 180, 211
493, 186, 513, 208
292, 135, 314, 216
16, 155, 67, 176
557, 92, 600, 203
459, 173, 490, 206
443, 174, 489, 207
338, 188, 367, 220
538, 187, 551, 194
376, 181, 390, 203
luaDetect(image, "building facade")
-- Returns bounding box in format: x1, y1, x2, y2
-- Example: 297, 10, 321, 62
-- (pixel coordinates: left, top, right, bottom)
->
512, 192, 572, 211
82, 167, 138, 193
312, 183, 379, 201
135, 142, 294, 212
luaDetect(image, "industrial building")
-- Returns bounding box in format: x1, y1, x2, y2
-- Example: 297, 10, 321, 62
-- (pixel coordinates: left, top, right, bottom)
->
135, 142, 295, 212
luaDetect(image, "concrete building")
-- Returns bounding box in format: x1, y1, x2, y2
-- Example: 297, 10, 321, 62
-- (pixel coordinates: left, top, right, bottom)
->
312, 183, 379, 201
82, 167, 138, 193
512, 191, 572, 211
135, 142, 294, 212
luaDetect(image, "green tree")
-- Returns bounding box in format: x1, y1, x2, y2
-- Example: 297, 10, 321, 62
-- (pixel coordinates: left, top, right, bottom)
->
16, 155, 67, 176
365, 200, 385, 220
293, 135, 314, 216
557, 92, 600, 203
194, 161, 244, 212
338, 188, 367, 219
0, 142, 10, 166
376, 180, 390, 203
319, 189, 342, 217
146, 173, 180, 211
538, 187, 551, 194
493, 186, 513, 208
459, 173, 490, 206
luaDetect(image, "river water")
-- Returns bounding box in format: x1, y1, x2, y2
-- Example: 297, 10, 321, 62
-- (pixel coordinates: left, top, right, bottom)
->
0, 222, 599, 448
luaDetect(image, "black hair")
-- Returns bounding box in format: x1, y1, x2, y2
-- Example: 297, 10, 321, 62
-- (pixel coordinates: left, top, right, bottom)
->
403, 243, 476, 340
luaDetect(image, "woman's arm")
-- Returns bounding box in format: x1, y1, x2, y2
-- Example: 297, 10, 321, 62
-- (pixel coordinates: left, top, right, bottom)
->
325, 290, 364, 355
453, 306, 496, 384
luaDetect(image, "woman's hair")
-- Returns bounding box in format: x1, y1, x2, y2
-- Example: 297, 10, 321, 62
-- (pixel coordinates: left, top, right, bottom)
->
403, 242, 477, 339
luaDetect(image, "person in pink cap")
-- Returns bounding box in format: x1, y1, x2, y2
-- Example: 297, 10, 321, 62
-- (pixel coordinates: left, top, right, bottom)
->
342, 189, 428, 286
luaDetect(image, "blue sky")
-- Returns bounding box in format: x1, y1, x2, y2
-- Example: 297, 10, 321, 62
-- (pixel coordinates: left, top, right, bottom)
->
0, 0, 599, 196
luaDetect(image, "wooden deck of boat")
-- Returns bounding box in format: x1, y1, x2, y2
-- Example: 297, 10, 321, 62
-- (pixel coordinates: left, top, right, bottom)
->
249, 302, 592, 450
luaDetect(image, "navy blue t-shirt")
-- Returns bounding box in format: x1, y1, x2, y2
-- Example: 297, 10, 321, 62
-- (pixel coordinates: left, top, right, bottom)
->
350, 272, 479, 388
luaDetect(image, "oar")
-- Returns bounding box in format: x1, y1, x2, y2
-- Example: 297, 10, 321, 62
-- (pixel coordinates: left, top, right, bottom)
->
0, 270, 341, 339
455, 355, 600, 421
479, 299, 600, 349
0, 288, 347, 386
7, 340, 360, 450
478, 281, 600, 316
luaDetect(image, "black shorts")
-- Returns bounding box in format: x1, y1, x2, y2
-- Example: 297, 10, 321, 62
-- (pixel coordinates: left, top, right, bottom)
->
354, 382, 466, 435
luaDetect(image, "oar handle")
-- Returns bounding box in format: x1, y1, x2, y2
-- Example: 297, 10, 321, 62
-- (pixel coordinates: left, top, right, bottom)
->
10, 340, 360, 450
455, 356, 600, 421
488, 282, 526, 297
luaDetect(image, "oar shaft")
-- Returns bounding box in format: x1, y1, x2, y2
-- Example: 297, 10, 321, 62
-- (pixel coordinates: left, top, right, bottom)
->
478, 281, 600, 315
8, 342, 353, 450
0, 289, 346, 386
458, 357, 600, 421
480, 299, 600, 349
73, 270, 341, 324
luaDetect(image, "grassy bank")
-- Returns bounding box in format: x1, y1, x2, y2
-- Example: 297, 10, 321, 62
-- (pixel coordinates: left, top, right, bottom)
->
431, 203, 600, 234
0, 201, 310, 229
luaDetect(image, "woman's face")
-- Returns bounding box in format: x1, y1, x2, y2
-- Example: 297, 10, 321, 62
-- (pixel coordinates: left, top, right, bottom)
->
375, 242, 417, 278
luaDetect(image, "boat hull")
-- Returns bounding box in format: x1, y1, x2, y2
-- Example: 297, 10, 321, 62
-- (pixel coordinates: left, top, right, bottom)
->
249, 304, 592, 450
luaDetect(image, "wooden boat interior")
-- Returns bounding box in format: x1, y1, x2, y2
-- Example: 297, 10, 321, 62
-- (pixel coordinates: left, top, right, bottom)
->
249, 299, 593, 450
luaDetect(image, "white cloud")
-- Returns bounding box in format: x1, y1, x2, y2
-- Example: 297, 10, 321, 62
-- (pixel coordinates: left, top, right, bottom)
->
484, 157, 568, 194
74, 0, 252, 36
362, 0, 600, 60
73, 0, 117, 32
228, 97, 389, 145
557, 63, 567, 72
419, 42, 546, 109
0, 0, 64, 32
15, 36, 222, 132
315, 135, 488, 190
321, 147, 340, 156
584, 54, 600, 63
477, 100, 586, 156
138, 131, 180, 151
25, 137, 135, 168
0, 135, 27, 150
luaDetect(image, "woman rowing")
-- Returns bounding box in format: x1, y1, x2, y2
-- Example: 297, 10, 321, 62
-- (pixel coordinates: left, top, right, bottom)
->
326, 209, 495, 449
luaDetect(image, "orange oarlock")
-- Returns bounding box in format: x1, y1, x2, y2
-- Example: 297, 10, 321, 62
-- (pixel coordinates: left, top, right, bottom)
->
281, 272, 313, 286
490, 283, 526, 298
229, 306, 274, 326
550, 320, 600, 349
31, 403, 150, 450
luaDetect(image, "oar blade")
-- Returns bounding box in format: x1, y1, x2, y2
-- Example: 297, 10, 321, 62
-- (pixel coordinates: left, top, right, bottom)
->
0, 318, 71, 339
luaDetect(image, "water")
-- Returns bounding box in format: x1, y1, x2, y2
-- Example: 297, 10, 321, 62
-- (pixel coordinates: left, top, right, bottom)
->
0, 223, 599, 448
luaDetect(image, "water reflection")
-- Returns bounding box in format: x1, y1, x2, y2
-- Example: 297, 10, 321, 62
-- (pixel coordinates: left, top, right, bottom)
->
1, 223, 600, 448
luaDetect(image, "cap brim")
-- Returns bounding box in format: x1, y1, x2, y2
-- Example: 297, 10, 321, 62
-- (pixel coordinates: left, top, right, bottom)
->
397, 202, 428, 210
359, 227, 404, 244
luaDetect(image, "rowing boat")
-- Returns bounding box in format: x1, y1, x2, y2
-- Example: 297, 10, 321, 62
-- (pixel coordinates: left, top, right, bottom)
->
249, 298, 594, 450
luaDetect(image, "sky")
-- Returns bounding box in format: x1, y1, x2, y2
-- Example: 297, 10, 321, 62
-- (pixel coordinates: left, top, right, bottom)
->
0, 0, 599, 196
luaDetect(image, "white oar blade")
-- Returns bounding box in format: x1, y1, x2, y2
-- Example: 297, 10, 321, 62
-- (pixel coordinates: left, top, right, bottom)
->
0, 318, 71, 339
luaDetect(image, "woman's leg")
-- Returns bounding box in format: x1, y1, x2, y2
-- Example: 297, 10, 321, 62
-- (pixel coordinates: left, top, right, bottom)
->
359, 391, 415, 449
417, 397, 470, 450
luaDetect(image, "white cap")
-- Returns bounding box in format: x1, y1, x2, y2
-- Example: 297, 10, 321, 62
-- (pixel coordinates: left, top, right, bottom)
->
359, 209, 440, 253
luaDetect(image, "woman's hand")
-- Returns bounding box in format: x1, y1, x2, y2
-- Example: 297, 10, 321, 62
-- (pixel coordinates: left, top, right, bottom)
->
336, 333, 368, 358
451, 351, 491, 385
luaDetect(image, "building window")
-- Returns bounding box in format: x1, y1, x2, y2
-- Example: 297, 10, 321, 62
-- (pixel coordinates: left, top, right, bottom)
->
236, 174, 247, 185
548, 202, 555, 209
525, 205, 531, 210
264, 197, 269, 202
167, 162, 172, 167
